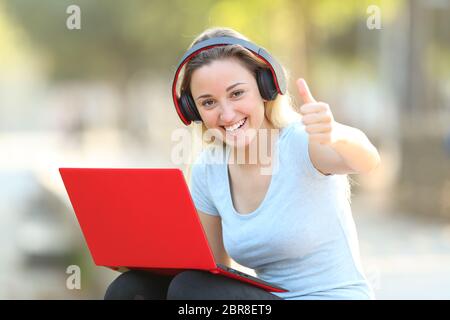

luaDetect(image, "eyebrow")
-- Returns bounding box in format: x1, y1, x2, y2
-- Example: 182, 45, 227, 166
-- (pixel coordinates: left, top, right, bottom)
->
195, 82, 246, 101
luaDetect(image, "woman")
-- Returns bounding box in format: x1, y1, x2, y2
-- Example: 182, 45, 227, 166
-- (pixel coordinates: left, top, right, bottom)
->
105, 27, 380, 300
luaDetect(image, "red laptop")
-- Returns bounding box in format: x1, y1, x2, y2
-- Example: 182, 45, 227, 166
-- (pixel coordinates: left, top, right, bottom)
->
59, 168, 287, 293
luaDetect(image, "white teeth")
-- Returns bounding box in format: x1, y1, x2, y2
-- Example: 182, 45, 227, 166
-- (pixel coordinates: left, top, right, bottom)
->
224, 118, 246, 132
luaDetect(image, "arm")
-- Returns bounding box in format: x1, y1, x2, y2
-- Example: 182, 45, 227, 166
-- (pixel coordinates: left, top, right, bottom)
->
197, 210, 257, 275
197, 210, 232, 267
309, 122, 380, 175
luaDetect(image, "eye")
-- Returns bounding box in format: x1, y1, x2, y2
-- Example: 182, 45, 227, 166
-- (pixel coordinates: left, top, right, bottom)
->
231, 90, 244, 98
201, 99, 215, 108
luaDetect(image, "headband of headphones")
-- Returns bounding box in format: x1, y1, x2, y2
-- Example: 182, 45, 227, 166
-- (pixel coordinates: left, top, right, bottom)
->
172, 36, 287, 125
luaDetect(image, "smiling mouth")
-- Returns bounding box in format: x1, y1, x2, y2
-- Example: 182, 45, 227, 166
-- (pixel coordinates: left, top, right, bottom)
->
222, 117, 247, 132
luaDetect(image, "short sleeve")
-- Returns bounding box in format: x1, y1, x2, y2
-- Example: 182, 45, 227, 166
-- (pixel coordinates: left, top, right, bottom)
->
189, 157, 220, 216
289, 122, 330, 180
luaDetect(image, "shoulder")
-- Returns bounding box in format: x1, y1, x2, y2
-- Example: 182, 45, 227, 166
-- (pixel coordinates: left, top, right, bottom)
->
193, 145, 228, 167
279, 121, 333, 179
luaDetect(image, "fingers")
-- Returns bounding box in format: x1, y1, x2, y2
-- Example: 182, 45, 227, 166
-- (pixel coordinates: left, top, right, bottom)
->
296, 78, 316, 104
301, 112, 333, 125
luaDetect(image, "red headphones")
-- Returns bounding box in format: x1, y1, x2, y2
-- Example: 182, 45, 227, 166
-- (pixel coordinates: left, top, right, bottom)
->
172, 36, 287, 125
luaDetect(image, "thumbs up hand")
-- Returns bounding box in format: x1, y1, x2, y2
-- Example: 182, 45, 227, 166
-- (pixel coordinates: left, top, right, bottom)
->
297, 78, 342, 146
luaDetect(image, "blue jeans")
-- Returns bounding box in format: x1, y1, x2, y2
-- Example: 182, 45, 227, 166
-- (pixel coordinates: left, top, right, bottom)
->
104, 269, 283, 300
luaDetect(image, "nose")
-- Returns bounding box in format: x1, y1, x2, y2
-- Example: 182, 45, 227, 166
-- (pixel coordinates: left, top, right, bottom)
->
219, 103, 237, 124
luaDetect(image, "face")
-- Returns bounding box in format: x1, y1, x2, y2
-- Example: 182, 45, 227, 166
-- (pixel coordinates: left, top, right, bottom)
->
190, 58, 272, 149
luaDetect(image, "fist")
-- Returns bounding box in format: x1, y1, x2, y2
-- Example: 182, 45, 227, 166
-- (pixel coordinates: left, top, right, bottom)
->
297, 78, 341, 145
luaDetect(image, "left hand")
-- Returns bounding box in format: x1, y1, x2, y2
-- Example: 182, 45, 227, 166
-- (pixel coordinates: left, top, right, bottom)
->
296, 78, 342, 146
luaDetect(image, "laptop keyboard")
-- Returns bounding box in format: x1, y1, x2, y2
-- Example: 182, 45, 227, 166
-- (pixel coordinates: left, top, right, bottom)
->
216, 263, 285, 291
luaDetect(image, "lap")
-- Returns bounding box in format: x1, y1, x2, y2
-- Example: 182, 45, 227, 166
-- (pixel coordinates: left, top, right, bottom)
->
105, 269, 283, 300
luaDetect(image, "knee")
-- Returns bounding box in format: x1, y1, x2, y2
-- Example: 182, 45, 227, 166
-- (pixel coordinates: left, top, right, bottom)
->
167, 270, 209, 300
104, 270, 151, 300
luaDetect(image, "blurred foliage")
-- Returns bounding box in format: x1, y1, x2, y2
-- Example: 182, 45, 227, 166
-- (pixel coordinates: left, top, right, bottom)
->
1, 0, 404, 83
3, 0, 210, 81
0, 1, 29, 67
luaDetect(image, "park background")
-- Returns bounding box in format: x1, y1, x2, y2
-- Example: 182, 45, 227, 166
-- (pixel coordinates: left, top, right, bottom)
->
0, 0, 449, 299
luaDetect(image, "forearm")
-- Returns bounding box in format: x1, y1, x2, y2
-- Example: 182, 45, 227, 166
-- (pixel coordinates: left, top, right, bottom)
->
331, 122, 381, 174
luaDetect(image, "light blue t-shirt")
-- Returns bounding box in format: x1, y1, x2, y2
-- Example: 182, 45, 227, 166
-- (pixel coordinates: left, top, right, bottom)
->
189, 121, 374, 300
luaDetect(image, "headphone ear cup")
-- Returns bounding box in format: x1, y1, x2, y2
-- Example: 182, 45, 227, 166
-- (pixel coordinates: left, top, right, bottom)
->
256, 69, 278, 101
180, 91, 202, 123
